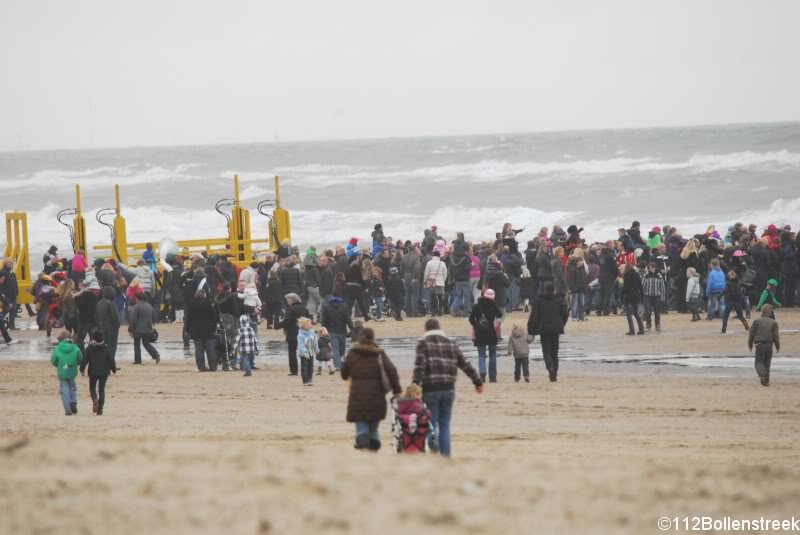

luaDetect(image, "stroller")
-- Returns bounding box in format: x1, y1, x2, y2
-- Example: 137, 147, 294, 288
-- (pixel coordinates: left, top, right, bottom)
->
391, 397, 432, 454
215, 313, 238, 371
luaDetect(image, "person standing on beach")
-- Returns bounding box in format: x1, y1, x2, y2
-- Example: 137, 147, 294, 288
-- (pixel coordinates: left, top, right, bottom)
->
277, 293, 310, 377
468, 289, 503, 383
528, 282, 569, 382
622, 264, 645, 335
413, 318, 483, 456
95, 286, 120, 361
748, 305, 780, 386
0, 259, 19, 330
186, 289, 218, 371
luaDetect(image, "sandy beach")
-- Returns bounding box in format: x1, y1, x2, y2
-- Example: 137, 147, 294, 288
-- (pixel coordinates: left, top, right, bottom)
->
1, 311, 799, 534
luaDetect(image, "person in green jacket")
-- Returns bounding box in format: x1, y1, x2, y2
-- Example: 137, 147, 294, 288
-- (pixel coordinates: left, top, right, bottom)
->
646, 226, 663, 249
50, 330, 83, 415
756, 279, 781, 318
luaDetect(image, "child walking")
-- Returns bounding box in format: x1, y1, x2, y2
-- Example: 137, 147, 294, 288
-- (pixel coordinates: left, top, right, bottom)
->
79, 331, 118, 415
297, 317, 319, 386
234, 314, 260, 377
316, 327, 335, 375
507, 323, 533, 382
50, 330, 83, 415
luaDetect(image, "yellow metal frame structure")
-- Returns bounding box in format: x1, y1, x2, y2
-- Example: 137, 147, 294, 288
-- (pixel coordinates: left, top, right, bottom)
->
73, 185, 87, 254
268, 175, 291, 252
94, 175, 285, 268
3, 212, 33, 304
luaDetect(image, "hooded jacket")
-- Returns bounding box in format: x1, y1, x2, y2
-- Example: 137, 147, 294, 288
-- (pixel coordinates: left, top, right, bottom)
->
527, 294, 569, 335
400, 251, 421, 283
320, 297, 354, 335
468, 297, 503, 347
51, 339, 83, 380
279, 266, 304, 296
507, 325, 533, 358
297, 327, 319, 358
80, 340, 117, 377
95, 286, 121, 334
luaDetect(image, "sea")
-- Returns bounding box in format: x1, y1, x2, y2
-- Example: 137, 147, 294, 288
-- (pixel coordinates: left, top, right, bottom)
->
1, 122, 799, 257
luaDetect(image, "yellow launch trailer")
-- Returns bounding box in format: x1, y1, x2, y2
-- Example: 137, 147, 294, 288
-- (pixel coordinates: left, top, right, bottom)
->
3, 211, 33, 305
229, 175, 253, 264
268, 175, 291, 252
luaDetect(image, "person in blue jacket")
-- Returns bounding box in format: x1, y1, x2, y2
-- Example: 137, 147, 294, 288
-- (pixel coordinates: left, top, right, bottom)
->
142, 243, 157, 272
705, 258, 727, 320
345, 237, 360, 258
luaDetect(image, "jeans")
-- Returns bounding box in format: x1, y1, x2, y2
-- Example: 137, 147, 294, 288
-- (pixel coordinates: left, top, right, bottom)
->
423, 389, 456, 457
329, 333, 346, 369
452, 281, 472, 315
193, 337, 216, 371
514, 358, 530, 380
625, 303, 644, 333
354, 421, 380, 445
373, 296, 384, 320
89, 375, 108, 406
240, 351, 253, 374
300, 355, 314, 383
707, 292, 725, 320
404, 280, 419, 316
643, 296, 661, 328
507, 277, 520, 312
306, 286, 322, 318
469, 277, 481, 303
422, 286, 432, 314
133, 334, 160, 364
477, 345, 497, 381
59, 378, 77, 413
599, 282, 615, 314
539, 332, 561, 374
569, 291, 585, 320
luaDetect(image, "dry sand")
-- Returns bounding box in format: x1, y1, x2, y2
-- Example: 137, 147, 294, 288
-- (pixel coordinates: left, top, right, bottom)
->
1, 311, 799, 534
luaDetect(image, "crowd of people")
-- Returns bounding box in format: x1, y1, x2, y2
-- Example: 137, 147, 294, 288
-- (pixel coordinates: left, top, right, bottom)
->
0, 218, 794, 451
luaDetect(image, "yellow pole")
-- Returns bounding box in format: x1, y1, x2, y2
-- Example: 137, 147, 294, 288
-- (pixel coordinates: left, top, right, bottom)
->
73, 184, 87, 253
113, 184, 128, 264
274, 175, 281, 207
272, 175, 291, 249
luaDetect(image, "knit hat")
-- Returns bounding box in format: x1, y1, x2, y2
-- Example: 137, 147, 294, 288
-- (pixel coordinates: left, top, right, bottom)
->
431, 225, 438, 230
652, 226, 661, 233
484, 289, 496, 300
349, 237, 358, 245
768, 278, 778, 287
732, 250, 746, 257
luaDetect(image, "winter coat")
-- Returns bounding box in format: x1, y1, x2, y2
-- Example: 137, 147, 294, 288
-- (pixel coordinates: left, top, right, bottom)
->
724, 278, 744, 303
95, 286, 120, 334
279, 267, 304, 297
385, 274, 405, 302
341, 342, 402, 423
75, 290, 98, 325
552, 258, 568, 296
0, 268, 19, 299
345, 242, 360, 258
646, 232, 662, 249
536, 250, 554, 281
433, 239, 448, 256
277, 302, 310, 341
319, 265, 334, 296
567, 259, 587, 293
423, 257, 447, 288
117, 263, 156, 295
51, 339, 82, 380
448, 255, 471, 283
782, 241, 798, 276
320, 297, 353, 335
498, 252, 522, 279
128, 300, 157, 336
421, 229, 438, 252
468, 297, 503, 347
184, 298, 216, 339
484, 262, 509, 308
297, 327, 319, 358
265, 279, 284, 305
238, 287, 262, 308
527, 294, 569, 335
400, 252, 421, 283
686, 275, 702, 301
507, 325, 533, 358
468, 254, 481, 279
80, 341, 117, 377
705, 267, 726, 294
621, 269, 643, 305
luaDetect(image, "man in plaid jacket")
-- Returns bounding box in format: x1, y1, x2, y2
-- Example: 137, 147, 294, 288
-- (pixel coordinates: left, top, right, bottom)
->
413, 318, 483, 457
234, 314, 259, 377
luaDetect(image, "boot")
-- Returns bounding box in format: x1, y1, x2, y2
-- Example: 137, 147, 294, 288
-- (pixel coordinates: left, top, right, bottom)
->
368, 438, 381, 451
354, 433, 371, 450
480, 372, 486, 383
70, 402, 77, 415
549, 370, 557, 382
742, 319, 750, 331
316, 366, 322, 376
92, 395, 98, 414
96, 402, 103, 415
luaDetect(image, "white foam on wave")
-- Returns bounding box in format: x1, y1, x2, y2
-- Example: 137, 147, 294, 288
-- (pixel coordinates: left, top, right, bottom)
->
0, 163, 207, 191
221, 150, 800, 188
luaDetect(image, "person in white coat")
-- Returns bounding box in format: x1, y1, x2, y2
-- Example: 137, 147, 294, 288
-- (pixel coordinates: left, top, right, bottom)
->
423, 251, 448, 317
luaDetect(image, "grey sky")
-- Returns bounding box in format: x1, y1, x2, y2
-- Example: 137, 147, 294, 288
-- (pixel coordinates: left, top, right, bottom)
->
1, 0, 798, 150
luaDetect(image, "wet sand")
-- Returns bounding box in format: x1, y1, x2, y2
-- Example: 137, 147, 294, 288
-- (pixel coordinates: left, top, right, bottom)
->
1, 311, 799, 534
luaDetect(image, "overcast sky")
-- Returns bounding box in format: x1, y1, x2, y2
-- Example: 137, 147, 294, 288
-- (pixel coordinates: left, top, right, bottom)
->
1, 0, 798, 150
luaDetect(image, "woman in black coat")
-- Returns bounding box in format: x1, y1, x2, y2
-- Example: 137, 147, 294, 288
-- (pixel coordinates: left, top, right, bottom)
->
276, 293, 309, 377
341, 328, 401, 451
468, 291, 503, 383
79, 331, 117, 415
622, 263, 645, 335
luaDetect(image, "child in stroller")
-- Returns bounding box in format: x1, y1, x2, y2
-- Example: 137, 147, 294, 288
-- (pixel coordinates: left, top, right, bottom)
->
215, 313, 239, 371
392, 384, 432, 454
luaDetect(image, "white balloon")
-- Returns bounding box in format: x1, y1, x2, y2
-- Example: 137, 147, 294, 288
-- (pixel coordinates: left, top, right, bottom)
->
158, 237, 179, 272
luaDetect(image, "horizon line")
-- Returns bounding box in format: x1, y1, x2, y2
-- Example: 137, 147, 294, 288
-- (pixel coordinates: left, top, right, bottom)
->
2, 119, 799, 154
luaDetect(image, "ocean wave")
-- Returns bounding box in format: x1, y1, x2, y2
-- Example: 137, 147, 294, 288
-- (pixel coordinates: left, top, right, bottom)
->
225, 150, 800, 188
0, 163, 207, 191
431, 143, 512, 155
